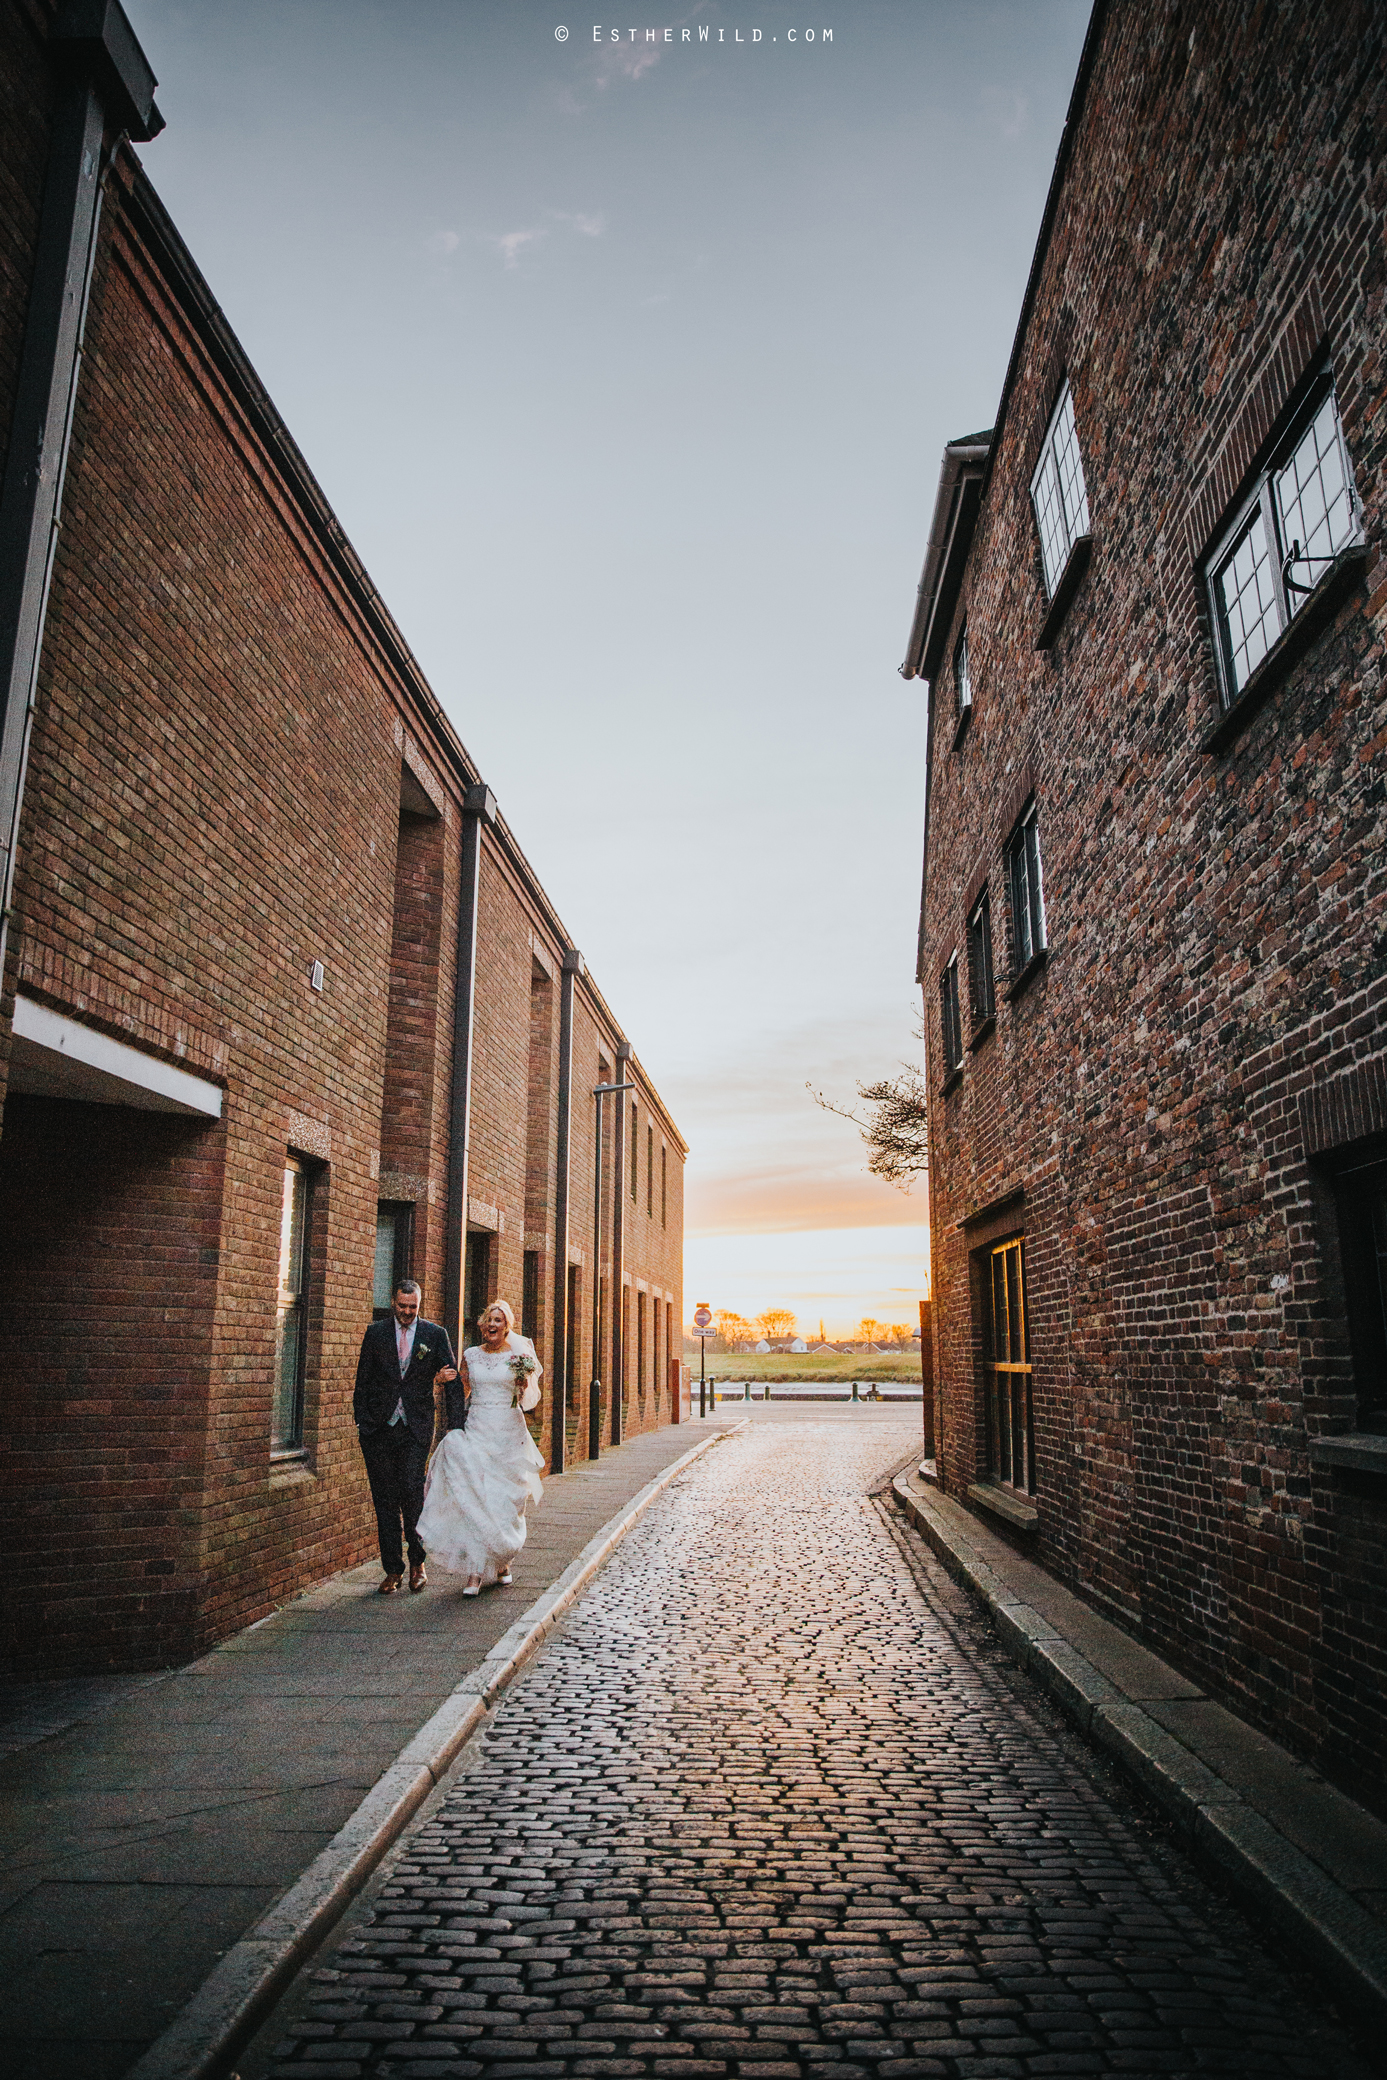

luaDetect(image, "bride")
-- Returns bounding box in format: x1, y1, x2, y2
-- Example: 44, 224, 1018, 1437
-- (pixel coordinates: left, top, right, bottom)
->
416, 1299, 545, 1594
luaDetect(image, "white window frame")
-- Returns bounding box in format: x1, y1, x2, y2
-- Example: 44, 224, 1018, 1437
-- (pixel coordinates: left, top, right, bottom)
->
954, 624, 972, 716
1203, 369, 1363, 712
1029, 381, 1091, 599
940, 952, 963, 1075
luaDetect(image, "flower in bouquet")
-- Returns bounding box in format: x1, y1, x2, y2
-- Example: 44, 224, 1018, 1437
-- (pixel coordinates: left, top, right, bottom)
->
508, 1350, 539, 1406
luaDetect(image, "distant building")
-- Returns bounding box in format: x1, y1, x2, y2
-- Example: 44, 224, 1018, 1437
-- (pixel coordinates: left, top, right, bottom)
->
0, 1, 683, 1673
903, 0, 1386, 1807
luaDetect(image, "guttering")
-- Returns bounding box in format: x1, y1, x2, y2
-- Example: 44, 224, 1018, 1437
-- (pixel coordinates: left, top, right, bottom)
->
898, 434, 993, 686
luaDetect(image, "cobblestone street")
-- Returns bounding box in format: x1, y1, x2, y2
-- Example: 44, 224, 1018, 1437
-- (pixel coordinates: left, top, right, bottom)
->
243, 1420, 1374, 2080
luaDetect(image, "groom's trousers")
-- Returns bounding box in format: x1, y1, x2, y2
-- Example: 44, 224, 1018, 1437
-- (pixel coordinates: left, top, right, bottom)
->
358, 1426, 429, 1575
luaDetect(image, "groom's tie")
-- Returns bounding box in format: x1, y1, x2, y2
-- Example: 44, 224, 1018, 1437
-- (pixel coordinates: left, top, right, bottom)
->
390, 1323, 408, 1426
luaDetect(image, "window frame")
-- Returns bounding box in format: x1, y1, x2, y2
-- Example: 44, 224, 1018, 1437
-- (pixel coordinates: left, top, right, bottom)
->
967, 887, 995, 1032
939, 951, 963, 1080
1006, 802, 1047, 982
954, 624, 972, 716
1029, 380, 1091, 601
1203, 367, 1364, 715
982, 1234, 1035, 1498
372, 1200, 414, 1321
272, 1157, 314, 1459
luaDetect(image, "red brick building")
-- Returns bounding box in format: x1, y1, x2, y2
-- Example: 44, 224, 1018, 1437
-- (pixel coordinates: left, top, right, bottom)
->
0, 0, 685, 1674
904, 0, 1386, 1808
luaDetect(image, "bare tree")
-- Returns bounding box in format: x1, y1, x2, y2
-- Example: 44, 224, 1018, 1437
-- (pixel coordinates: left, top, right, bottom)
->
757, 1308, 797, 1344
807, 1052, 928, 1192
713, 1310, 754, 1350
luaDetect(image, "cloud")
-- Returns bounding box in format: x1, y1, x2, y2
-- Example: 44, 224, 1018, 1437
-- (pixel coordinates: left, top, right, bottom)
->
552, 210, 604, 239
426, 229, 460, 255
980, 86, 1029, 139
492, 227, 546, 269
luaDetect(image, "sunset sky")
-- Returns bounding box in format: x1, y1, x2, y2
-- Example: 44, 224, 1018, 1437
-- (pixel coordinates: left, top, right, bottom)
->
124, 0, 1089, 1337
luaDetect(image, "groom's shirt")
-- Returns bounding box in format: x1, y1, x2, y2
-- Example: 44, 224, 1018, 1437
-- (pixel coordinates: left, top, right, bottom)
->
390, 1317, 418, 1426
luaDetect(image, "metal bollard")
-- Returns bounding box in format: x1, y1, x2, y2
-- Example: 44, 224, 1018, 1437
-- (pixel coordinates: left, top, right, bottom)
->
851, 1380, 860, 1402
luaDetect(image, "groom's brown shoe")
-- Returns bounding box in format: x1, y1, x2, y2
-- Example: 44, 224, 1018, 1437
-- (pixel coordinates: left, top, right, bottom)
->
409, 1561, 427, 1593
378, 1572, 404, 1595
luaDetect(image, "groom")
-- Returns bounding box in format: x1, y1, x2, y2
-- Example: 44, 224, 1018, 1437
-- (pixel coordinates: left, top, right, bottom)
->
354, 1279, 462, 1595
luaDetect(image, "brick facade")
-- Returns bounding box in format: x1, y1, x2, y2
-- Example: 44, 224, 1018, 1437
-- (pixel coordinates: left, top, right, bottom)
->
0, 2, 684, 1674
906, 0, 1387, 1809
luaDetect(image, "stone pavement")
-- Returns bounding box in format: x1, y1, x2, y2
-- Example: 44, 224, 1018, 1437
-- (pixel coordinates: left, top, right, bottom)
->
234, 1418, 1376, 2080
0, 1411, 743, 2080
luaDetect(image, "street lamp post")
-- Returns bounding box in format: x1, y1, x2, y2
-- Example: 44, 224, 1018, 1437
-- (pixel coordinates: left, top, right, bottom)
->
590, 1075, 635, 1459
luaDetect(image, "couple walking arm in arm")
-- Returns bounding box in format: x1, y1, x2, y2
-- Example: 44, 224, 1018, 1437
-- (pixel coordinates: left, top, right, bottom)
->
354, 1282, 544, 1598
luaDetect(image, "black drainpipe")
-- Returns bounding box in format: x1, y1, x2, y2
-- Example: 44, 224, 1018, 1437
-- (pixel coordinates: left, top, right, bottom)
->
442, 781, 496, 1375
0, 1, 162, 982
549, 948, 583, 1473
610, 1040, 632, 1445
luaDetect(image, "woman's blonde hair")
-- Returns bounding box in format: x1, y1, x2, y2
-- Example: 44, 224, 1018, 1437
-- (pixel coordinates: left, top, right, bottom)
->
480, 1298, 515, 1332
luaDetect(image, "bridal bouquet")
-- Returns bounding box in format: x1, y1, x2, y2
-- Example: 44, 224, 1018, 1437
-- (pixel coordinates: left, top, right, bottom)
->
508, 1350, 539, 1408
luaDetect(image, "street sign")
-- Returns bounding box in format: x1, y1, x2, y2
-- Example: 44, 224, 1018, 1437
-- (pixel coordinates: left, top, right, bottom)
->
692, 1303, 713, 1333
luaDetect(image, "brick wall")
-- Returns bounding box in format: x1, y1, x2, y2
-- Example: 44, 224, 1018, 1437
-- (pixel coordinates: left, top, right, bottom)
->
0, 104, 686, 1665
916, 0, 1387, 1806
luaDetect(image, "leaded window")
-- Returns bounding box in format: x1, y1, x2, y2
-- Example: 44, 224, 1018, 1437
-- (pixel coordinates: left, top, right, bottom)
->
1030, 382, 1090, 597
1205, 372, 1361, 708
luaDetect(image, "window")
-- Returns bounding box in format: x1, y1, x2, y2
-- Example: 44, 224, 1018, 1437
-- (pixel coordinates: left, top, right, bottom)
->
661, 1144, 667, 1228
1007, 804, 1047, 974
954, 625, 972, 716
968, 889, 995, 1028
522, 1248, 541, 1341
372, 1202, 413, 1320
272, 1159, 312, 1455
983, 1237, 1034, 1495
566, 1264, 580, 1397
621, 1284, 631, 1397
647, 1123, 654, 1217
465, 1230, 492, 1350
939, 954, 963, 1076
1030, 381, 1090, 597
1333, 1155, 1387, 1433
1205, 372, 1362, 709
630, 1101, 638, 1201
638, 1290, 648, 1399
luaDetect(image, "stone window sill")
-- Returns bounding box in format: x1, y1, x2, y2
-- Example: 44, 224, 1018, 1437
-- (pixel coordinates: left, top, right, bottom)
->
969, 1013, 996, 1052
1006, 948, 1048, 1003
1036, 533, 1093, 652
967, 1480, 1038, 1531
1202, 542, 1368, 754
941, 1063, 964, 1098
1308, 1431, 1387, 1476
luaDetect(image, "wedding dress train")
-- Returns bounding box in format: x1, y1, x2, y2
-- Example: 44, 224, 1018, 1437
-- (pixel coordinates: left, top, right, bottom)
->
416, 1335, 544, 1583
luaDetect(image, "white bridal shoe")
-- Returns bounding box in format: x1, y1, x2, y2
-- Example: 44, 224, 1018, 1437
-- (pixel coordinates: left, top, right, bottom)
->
498, 1569, 512, 1585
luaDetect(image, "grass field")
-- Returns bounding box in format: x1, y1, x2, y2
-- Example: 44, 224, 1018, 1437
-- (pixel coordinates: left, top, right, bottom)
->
682, 1348, 921, 1384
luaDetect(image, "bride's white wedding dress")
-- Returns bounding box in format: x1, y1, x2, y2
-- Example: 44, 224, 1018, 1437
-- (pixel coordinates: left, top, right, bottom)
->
416, 1336, 544, 1583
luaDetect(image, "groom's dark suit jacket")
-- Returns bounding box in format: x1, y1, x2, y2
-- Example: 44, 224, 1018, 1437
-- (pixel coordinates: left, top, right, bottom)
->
353, 1316, 463, 1444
